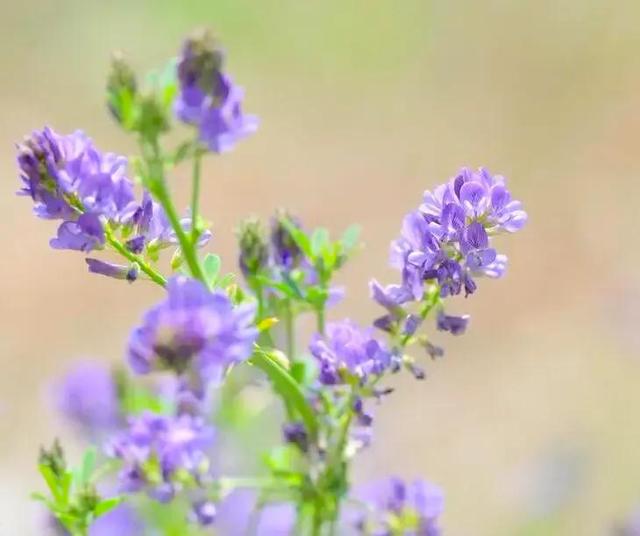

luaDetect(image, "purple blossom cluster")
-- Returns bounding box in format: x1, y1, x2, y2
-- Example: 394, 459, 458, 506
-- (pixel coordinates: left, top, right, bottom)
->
17, 128, 135, 252
391, 167, 526, 300
372, 167, 526, 354
309, 320, 394, 385
175, 31, 257, 153
16, 128, 210, 282
106, 411, 214, 504
354, 477, 444, 536
127, 276, 257, 384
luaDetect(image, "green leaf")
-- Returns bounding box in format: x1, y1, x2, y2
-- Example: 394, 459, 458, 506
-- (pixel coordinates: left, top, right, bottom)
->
311, 228, 330, 258
341, 225, 361, 251
38, 465, 61, 502
203, 254, 221, 286
79, 448, 96, 486
216, 273, 236, 289
250, 347, 318, 440
30, 492, 49, 504
281, 219, 312, 258
94, 496, 122, 518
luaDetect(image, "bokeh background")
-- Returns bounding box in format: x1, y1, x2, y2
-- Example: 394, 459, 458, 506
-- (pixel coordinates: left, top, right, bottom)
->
2, 1, 640, 534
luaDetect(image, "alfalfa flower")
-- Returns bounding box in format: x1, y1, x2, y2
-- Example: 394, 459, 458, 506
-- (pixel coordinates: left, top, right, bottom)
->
175, 30, 257, 153
127, 276, 257, 382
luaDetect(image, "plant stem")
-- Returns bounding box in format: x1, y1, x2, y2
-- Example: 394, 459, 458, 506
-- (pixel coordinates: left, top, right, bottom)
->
190, 149, 202, 246
154, 178, 205, 282
141, 136, 205, 282
104, 228, 167, 287
284, 300, 296, 360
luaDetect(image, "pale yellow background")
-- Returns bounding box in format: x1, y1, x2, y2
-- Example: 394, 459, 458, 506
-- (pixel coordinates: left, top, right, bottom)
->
1, 2, 640, 534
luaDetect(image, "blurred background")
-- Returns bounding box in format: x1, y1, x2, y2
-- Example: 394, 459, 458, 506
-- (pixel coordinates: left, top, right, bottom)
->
2, 1, 640, 534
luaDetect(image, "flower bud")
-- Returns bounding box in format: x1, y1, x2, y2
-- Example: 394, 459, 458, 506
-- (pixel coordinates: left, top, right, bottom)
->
38, 439, 66, 478
107, 53, 138, 125
271, 210, 303, 270
237, 219, 269, 278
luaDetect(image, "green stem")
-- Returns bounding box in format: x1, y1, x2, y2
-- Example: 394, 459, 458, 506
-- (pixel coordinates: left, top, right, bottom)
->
284, 300, 296, 360
190, 150, 202, 246
153, 169, 205, 283
105, 228, 167, 287
400, 289, 440, 347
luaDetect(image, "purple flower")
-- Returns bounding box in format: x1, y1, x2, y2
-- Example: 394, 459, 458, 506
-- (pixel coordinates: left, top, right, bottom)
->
191, 501, 217, 526
89, 504, 144, 536
86, 258, 139, 282
17, 127, 137, 251
436, 312, 469, 335
50, 213, 105, 252
283, 421, 309, 452
460, 222, 496, 271
390, 211, 442, 300
353, 477, 444, 536
127, 276, 257, 381
215, 490, 296, 535
107, 411, 214, 501
369, 279, 412, 311
54, 361, 120, 438
128, 192, 211, 259
175, 32, 257, 153
309, 320, 393, 384
436, 259, 463, 298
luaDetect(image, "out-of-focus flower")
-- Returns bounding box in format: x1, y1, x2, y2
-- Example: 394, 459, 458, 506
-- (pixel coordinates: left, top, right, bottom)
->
309, 320, 394, 385
127, 276, 257, 382
215, 489, 296, 535
436, 312, 469, 336
175, 31, 257, 153
353, 477, 444, 536
90, 504, 144, 536
54, 361, 121, 438
106, 411, 214, 503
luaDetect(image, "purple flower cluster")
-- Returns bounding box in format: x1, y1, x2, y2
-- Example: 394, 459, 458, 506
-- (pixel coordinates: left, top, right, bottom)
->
372, 167, 526, 351
107, 411, 214, 503
54, 361, 121, 439
128, 276, 257, 383
17, 128, 136, 252
354, 478, 444, 536
17, 129, 210, 281
390, 167, 526, 300
309, 320, 394, 385
175, 32, 257, 153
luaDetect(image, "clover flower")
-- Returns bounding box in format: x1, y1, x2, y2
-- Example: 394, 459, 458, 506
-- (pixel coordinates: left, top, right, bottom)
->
127, 276, 257, 382
309, 320, 394, 385
107, 411, 214, 503
354, 477, 444, 536
175, 31, 257, 153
